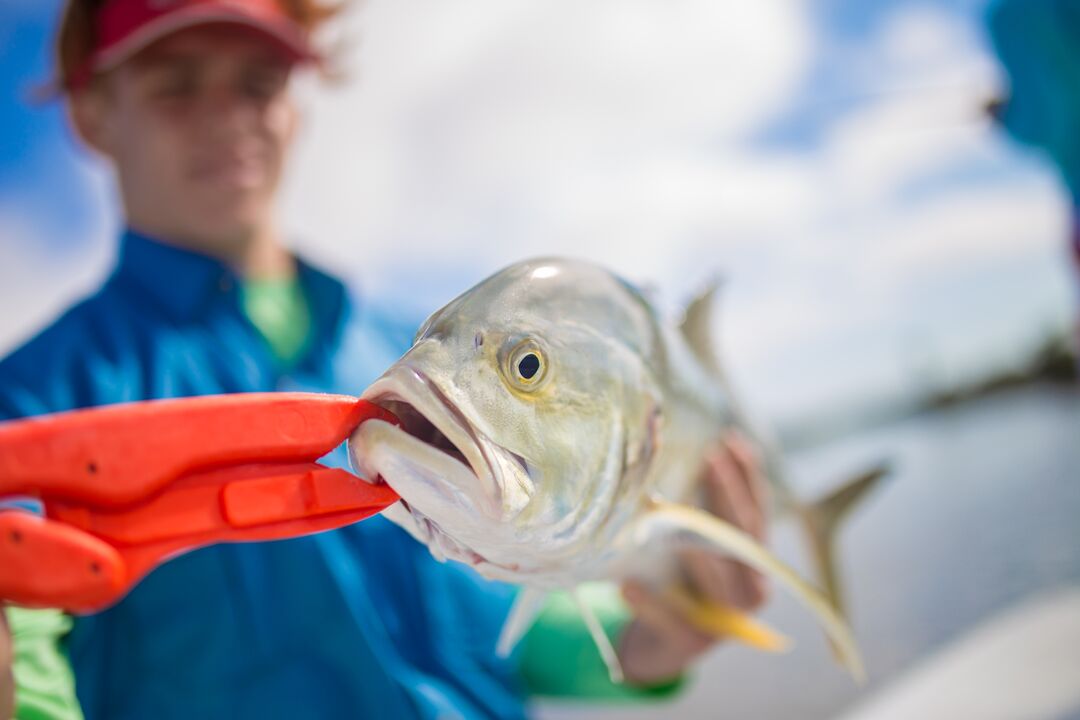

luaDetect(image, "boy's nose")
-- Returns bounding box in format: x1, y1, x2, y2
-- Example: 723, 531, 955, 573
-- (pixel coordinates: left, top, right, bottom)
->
200, 87, 261, 136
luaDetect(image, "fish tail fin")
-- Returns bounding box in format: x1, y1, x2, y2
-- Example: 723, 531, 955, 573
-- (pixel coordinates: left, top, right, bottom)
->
794, 462, 890, 667
799, 462, 890, 619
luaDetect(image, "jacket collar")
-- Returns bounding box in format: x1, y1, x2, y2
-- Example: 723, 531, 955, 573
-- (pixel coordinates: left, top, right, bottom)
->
114, 229, 234, 319
112, 229, 351, 369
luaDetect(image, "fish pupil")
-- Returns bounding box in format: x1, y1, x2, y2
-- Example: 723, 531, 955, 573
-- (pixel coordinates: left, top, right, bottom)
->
518, 353, 540, 379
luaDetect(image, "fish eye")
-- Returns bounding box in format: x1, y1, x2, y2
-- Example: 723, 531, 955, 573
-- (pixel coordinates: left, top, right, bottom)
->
518, 353, 540, 379
504, 340, 548, 391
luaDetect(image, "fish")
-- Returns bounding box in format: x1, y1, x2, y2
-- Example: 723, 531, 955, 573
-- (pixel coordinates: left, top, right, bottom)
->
348, 257, 887, 682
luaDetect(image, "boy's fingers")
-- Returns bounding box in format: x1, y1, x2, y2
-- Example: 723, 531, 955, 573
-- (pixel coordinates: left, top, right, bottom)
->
703, 446, 765, 541
681, 546, 735, 605
682, 548, 767, 611
619, 582, 715, 685
691, 440, 770, 610
723, 433, 771, 516
621, 581, 711, 654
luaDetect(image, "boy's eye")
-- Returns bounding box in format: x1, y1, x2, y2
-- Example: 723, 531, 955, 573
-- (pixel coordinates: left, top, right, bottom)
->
241, 69, 288, 101
152, 71, 197, 99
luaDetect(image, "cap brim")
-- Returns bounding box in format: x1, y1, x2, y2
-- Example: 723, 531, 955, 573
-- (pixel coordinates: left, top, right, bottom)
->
92, 6, 318, 75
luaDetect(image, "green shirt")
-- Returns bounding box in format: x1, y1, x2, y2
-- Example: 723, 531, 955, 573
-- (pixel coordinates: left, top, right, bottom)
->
240, 276, 312, 366
521, 584, 684, 699
6, 608, 80, 720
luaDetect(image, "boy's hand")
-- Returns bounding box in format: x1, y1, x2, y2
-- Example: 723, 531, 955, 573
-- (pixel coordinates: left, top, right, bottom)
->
618, 433, 769, 685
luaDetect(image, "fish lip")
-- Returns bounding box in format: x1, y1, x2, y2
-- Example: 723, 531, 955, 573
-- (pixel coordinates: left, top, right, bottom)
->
361, 366, 505, 513
359, 365, 537, 577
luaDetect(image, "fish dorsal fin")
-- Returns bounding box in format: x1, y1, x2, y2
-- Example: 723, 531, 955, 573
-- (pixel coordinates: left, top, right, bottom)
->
678, 278, 723, 375
572, 588, 625, 684
496, 587, 548, 657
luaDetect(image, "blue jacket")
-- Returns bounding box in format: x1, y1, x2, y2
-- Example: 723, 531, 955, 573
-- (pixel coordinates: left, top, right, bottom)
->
987, 0, 1080, 200
0, 231, 527, 720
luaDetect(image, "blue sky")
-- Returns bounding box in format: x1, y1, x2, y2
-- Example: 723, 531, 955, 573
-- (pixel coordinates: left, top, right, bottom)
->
0, 0, 1074, 429
0, 4, 108, 242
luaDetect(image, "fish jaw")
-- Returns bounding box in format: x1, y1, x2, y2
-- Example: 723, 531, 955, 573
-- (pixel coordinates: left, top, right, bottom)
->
349, 364, 541, 577
351, 419, 526, 574
359, 365, 500, 512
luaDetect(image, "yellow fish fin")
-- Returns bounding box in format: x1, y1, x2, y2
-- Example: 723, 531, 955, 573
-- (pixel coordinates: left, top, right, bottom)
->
666, 587, 791, 653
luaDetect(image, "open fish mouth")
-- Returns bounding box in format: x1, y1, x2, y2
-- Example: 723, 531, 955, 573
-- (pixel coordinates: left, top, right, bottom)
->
374, 395, 477, 479
355, 366, 528, 570
361, 366, 531, 511
362, 367, 494, 495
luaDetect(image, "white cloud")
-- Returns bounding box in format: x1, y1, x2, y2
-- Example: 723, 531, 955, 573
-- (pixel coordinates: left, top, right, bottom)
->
283, 0, 813, 272
2, 0, 1068, 432
280, 0, 1074, 424
865, 175, 1068, 278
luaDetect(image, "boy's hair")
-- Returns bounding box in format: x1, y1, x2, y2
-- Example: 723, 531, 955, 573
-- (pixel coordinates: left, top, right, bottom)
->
55, 0, 342, 92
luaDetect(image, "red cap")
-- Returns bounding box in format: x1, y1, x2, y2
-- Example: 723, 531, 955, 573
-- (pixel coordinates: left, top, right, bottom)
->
68, 0, 318, 89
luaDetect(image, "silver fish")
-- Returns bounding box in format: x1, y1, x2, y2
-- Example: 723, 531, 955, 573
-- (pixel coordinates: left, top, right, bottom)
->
349, 258, 885, 681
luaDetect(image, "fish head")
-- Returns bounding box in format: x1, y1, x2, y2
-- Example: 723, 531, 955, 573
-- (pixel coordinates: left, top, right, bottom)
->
349, 258, 662, 581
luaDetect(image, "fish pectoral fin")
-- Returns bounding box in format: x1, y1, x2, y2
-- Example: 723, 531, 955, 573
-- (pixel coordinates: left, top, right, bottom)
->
496, 587, 548, 657
571, 588, 625, 684
665, 587, 790, 653
636, 499, 865, 682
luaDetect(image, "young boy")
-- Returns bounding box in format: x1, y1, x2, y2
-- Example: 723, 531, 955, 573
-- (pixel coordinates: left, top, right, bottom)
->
0, 2, 768, 717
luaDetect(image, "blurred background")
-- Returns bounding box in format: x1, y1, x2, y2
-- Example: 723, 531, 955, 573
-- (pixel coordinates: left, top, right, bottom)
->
2, 0, 1078, 718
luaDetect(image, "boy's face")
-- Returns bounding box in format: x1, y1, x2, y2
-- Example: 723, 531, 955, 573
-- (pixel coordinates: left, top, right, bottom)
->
74, 24, 299, 251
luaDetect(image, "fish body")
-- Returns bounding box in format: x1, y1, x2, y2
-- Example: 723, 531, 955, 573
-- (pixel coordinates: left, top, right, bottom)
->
350, 258, 882, 679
